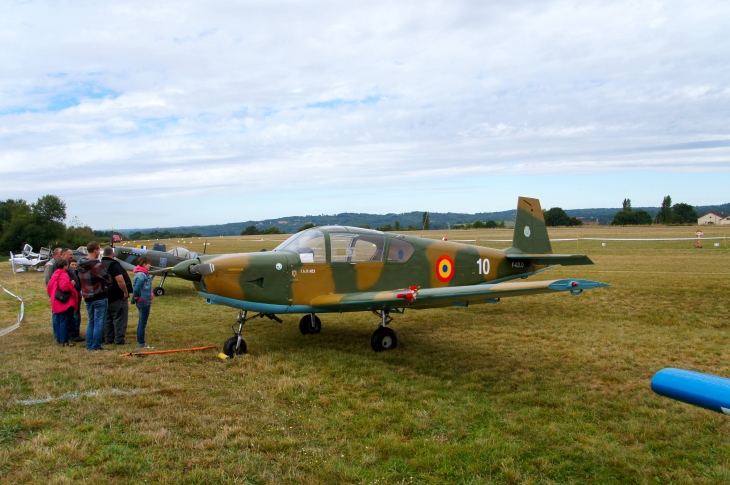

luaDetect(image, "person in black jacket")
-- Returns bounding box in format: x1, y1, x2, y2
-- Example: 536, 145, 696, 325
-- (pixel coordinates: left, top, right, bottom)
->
101, 247, 132, 345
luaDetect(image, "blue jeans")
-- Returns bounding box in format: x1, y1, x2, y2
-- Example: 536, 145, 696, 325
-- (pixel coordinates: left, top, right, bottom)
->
85, 299, 108, 350
53, 308, 73, 344
69, 309, 81, 339
136, 302, 151, 347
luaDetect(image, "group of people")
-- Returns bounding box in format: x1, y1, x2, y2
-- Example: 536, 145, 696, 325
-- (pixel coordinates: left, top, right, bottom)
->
44, 242, 155, 351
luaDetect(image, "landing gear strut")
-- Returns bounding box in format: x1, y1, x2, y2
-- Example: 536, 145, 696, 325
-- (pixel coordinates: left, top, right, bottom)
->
299, 314, 321, 334
371, 309, 398, 352
153, 273, 167, 296
222, 310, 282, 358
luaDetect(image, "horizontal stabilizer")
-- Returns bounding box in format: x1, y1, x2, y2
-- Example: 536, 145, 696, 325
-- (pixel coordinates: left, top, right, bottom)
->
506, 254, 594, 266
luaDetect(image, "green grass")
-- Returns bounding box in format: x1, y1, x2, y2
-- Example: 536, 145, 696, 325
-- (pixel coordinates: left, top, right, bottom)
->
1, 226, 730, 484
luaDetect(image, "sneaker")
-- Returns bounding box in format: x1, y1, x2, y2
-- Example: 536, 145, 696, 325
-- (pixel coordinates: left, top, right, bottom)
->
63, 342, 75, 347
139, 345, 154, 349
72, 336, 85, 342
115, 341, 131, 345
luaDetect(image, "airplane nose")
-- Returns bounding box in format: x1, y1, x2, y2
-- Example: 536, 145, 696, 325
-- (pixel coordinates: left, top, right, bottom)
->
171, 259, 201, 281
190, 262, 215, 276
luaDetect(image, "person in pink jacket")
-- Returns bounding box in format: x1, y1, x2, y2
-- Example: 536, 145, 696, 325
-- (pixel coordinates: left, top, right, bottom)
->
47, 258, 79, 346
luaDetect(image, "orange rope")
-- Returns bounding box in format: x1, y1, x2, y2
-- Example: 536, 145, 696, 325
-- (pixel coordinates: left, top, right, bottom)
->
119, 345, 217, 357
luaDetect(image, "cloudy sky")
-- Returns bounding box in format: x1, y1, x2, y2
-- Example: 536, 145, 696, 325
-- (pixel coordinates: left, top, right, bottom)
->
1, 1, 729, 229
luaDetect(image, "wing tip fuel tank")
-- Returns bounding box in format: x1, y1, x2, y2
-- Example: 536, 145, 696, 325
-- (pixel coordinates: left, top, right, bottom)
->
652, 368, 730, 415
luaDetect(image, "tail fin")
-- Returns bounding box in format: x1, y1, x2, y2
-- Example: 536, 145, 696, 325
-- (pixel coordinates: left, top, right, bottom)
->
511, 197, 552, 254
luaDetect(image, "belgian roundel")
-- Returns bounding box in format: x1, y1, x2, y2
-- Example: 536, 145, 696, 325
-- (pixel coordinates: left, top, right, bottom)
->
435, 255, 454, 282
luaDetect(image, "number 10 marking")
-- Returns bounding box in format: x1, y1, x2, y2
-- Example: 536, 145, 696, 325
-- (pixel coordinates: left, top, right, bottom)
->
477, 258, 490, 275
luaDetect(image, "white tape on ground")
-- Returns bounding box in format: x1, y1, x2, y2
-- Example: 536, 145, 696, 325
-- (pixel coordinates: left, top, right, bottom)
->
0, 283, 24, 337
15, 388, 160, 406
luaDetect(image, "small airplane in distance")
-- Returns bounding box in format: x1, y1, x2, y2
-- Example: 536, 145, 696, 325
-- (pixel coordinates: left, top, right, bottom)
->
9, 245, 88, 273
113, 242, 203, 296
9, 244, 50, 273
172, 197, 610, 357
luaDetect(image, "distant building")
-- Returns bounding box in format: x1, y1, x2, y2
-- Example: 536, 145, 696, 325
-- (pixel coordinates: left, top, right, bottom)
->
698, 212, 730, 225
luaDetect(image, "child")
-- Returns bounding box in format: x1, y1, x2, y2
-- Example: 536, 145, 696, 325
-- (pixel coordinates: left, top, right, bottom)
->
132, 256, 154, 349
68, 258, 83, 342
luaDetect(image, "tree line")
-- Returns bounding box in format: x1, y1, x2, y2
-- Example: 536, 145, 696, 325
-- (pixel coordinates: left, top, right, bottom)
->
243, 213, 441, 234
611, 197, 697, 226
241, 225, 284, 235
123, 229, 202, 240
0, 195, 95, 253
539, 196, 699, 227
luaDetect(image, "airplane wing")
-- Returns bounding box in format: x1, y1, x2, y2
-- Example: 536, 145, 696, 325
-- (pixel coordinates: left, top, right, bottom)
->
505, 254, 594, 266
113, 257, 177, 278
309, 279, 609, 312
115, 259, 137, 272
149, 268, 176, 277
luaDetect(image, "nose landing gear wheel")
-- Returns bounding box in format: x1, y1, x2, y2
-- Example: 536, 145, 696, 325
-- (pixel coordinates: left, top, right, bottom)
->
153, 287, 165, 296
299, 315, 322, 334
223, 336, 247, 357
371, 327, 398, 352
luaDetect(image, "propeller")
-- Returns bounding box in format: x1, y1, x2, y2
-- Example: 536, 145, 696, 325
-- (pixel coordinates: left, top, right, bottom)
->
190, 263, 215, 276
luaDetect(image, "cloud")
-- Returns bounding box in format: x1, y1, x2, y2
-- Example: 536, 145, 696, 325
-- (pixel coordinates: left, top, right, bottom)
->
0, 0, 729, 227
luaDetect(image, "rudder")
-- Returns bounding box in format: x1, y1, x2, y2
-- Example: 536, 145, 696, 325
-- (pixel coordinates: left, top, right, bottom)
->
511, 197, 552, 254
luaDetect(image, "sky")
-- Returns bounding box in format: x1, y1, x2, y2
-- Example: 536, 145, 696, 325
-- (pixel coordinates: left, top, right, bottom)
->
1, 0, 729, 229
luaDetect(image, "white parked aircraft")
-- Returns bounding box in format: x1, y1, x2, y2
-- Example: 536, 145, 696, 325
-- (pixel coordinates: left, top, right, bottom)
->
9, 244, 50, 273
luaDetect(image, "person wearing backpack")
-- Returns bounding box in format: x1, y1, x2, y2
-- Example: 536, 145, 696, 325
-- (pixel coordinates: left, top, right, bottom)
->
77, 241, 113, 351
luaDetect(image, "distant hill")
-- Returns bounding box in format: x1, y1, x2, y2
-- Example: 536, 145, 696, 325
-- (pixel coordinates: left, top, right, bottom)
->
117, 202, 730, 236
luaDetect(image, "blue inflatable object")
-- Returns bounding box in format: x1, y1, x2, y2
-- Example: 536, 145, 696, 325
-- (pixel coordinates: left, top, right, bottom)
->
651, 368, 730, 415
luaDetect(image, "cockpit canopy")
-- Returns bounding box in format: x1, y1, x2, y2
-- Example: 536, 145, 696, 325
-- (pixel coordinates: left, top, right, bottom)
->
167, 247, 198, 259
274, 226, 414, 263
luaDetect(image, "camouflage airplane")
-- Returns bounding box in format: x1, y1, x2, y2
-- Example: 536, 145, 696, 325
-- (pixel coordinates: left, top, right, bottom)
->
172, 197, 609, 357
113, 244, 201, 296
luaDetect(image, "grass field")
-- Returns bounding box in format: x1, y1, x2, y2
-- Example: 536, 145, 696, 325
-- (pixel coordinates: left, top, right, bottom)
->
1, 226, 729, 484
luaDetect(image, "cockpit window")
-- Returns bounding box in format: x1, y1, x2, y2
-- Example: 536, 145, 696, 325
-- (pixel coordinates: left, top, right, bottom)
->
274, 229, 326, 263
387, 238, 414, 262
330, 233, 385, 263
167, 247, 198, 259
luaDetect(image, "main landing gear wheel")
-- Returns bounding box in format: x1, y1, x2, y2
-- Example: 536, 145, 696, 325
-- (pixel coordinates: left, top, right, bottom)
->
223, 336, 247, 357
299, 315, 322, 334
153, 287, 165, 296
371, 326, 398, 352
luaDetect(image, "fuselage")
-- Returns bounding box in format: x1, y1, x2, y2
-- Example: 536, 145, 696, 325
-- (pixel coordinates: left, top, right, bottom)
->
173, 226, 544, 313
114, 246, 198, 273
